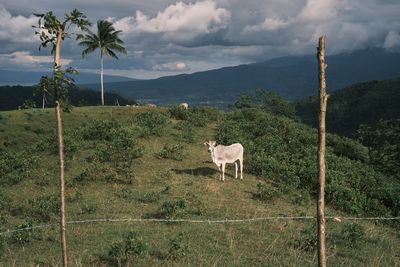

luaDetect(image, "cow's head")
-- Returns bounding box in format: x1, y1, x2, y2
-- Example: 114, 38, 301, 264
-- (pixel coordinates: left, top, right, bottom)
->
204, 140, 217, 153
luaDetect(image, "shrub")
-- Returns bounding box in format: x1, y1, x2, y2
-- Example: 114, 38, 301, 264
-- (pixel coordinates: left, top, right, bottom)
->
293, 223, 318, 252
28, 194, 60, 222
0, 190, 9, 211
340, 223, 365, 247
160, 199, 187, 219
252, 183, 281, 201
107, 231, 148, 263
80, 119, 119, 141
174, 121, 196, 143
158, 143, 185, 161
168, 105, 189, 120
79, 201, 98, 215
10, 221, 36, 244
138, 192, 161, 203
0, 150, 37, 185
168, 232, 187, 260
135, 111, 168, 136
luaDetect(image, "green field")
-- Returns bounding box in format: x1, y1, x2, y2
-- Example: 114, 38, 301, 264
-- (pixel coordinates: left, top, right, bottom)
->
0, 106, 399, 266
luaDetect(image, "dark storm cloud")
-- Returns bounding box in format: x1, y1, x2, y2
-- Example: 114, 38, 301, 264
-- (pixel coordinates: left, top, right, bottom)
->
0, 0, 399, 78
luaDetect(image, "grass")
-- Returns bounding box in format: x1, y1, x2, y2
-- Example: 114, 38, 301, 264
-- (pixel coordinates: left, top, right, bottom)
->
0, 106, 399, 266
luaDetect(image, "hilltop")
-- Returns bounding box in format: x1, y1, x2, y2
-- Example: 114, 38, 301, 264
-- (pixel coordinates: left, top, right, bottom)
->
0, 105, 399, 265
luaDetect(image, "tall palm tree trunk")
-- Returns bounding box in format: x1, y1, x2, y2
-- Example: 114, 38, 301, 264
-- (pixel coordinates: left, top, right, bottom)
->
100, 52, 104, 106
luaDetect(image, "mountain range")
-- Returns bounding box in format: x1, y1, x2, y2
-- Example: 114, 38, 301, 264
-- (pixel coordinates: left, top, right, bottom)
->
0, 69, 134, 86
82, 48, 400, 106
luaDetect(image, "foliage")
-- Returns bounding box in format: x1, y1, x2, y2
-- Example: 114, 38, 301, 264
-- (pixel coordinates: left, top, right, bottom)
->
21, 99, 36, 109
340, 223, 365, 248
158, 143, 185, 161
135, 111, 168, 136
160, 199, 188, 219
137, 192, 161, 203
169, 105, 220, 127
0, 85, 135, 111
295, 78, 400, 137
78, 20, 126, 59
358, 119, 400, 176
0, 149, 37, 185
28, 194, 60, 222
234, 89, 296, 119
216, 108, 400, 217
77, 19, 126, 105
168, 232, 187, 260
252, 183, 281, 201
10, 221, 36, 244
107, 231, 148, 262
292, 223, 318, 252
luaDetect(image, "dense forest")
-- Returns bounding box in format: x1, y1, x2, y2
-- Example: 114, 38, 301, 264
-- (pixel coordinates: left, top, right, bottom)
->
0, 85, 136, 111
295, 78, 400, 137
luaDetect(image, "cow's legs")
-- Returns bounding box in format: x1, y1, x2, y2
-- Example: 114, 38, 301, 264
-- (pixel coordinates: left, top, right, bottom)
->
239, 158, 243, 179
218, 164, 222, 181
235, 162, 238, 178
221, 163, 226, 181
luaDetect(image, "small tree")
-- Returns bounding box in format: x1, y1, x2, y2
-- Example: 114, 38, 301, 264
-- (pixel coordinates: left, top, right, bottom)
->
34, 9, 91, 267
78, 20, 126, 105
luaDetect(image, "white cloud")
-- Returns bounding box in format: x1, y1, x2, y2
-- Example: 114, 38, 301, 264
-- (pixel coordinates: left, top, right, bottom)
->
383, 31, 400, 49
153, 61, 189, 71
113, 1, 230, 42
0, 5, 37, 43
243, 18, 289, 33
0, 51, 72, 69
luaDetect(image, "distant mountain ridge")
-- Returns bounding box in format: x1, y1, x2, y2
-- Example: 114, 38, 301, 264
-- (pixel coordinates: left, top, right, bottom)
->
0, 69, 135, 86
83, 48, 400, 106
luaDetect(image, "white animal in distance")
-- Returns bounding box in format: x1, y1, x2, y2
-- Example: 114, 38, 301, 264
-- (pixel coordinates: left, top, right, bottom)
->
179, 102, 189, 109
204, 140, 243, 181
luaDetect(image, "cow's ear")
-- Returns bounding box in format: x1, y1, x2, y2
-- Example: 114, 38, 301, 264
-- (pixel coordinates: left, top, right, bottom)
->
203, 141, 208, 146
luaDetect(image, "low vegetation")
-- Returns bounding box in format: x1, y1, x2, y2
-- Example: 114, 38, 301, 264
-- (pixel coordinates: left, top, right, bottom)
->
0, 104, 399, 266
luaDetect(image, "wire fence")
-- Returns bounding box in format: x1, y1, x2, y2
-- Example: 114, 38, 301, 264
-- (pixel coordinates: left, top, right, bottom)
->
1, 215, 399, 236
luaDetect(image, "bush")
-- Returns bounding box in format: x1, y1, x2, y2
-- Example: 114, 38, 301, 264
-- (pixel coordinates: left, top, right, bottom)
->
252, 183, 281, 201
80, 119, 119, 141
0, 149, 37, 185
28, 194, 60, 222
340, 223, 365, 247
10, 221, 36, 244
135, 111, 168, 136
158, 143, 185, 161
168, 105, 189, 120
174, 121, 196, 143
107, 231, 148, 263
168, 232, 187, 260
160, 199, 187, 219
293, 223, 318, 252
138, 192, 161, 203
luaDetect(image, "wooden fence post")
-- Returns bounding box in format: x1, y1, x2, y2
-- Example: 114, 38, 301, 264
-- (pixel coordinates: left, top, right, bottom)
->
317, 35, 328, 267
56, 100, 68, 267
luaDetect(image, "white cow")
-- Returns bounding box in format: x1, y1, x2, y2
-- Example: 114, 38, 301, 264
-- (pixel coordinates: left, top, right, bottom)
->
204, 140, 244, 181
179, 102, 189, 109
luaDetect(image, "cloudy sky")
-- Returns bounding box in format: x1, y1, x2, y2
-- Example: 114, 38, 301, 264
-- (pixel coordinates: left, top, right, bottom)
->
0, 0, 399, 79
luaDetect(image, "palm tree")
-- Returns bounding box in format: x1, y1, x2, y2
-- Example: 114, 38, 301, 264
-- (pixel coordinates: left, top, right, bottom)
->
78, 20, 126, 105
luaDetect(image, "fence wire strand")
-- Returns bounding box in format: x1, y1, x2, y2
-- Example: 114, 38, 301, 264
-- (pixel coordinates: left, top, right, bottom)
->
1, 215, 399, 236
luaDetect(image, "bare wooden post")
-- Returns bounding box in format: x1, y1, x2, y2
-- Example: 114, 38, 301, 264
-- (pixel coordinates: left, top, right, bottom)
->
54, 27, 68, 267
55, 100, 67, 267
317, 35, 328, 267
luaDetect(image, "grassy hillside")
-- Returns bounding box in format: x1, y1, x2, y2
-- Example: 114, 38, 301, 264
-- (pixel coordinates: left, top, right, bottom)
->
0, 106, 399, 266
295, 78, 400, 137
